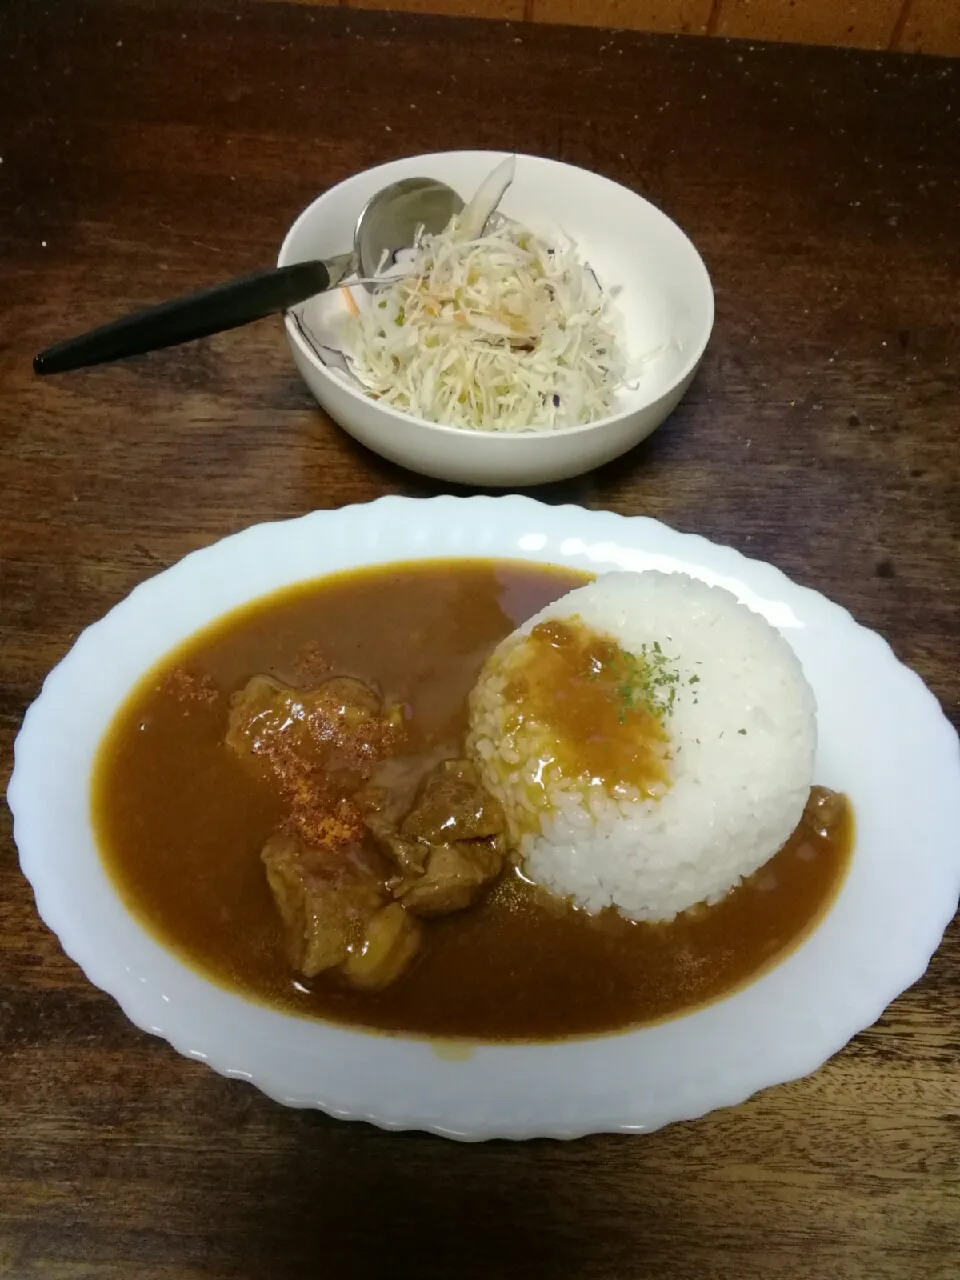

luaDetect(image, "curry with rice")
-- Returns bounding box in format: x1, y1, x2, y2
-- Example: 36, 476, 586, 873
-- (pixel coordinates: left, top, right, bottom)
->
93, 559, 852, 1041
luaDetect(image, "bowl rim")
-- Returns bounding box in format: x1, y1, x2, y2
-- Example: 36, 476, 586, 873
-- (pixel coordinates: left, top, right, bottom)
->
277, 149, 715, 441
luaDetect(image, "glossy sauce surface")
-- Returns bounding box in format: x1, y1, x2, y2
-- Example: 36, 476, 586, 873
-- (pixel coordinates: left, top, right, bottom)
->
93, 559, 853, 1041
503, 617, 673, 801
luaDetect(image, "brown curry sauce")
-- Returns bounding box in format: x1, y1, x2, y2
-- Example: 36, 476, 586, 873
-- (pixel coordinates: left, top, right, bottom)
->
92, 559, 853, 1042
499, 617, 675, 811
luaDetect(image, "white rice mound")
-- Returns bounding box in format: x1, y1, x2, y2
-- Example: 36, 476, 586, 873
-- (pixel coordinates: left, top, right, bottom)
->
466, 570, 818, 922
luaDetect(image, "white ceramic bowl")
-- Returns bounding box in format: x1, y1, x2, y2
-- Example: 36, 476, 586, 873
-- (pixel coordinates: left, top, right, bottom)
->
278, 152, 714, 487
10, 497, 960, 1140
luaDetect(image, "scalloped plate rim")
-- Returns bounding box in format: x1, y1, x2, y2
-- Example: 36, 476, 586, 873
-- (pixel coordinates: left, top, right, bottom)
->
9, 496, 960, 1141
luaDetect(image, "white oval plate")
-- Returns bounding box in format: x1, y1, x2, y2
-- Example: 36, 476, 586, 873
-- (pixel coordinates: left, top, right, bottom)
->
9, 497, 960, 1141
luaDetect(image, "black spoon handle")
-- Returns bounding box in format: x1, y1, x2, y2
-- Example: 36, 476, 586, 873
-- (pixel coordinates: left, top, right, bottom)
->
33, 259, 333, 375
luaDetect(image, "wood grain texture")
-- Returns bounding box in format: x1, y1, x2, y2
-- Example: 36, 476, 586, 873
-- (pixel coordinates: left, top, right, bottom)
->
1, 2, 959, 1277
895, 0, 960, 56
714, 0, 903, 48
249, 0, 960, 56
531, 0, 712, 33
348, 0, 525, 18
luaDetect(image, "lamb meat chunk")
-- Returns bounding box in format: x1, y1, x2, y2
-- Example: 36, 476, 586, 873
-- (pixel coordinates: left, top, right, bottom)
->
363, 757, 507, 916
364, 813, 430, 877
355, 746, 459, 826
261, 832, 385, 978
342, 903, 422, 990
393, 840, 503, 917
804, 785, 847, 842
226, 674, 403, 790
400, 759, 506, 844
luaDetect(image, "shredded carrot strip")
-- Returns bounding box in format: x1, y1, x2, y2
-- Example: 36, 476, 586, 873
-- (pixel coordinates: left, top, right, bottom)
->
340, 286, 360, 318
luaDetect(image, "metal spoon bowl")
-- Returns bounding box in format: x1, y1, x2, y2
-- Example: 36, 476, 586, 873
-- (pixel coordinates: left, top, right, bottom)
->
33, 177, 464, 376
355, 177, 463, 287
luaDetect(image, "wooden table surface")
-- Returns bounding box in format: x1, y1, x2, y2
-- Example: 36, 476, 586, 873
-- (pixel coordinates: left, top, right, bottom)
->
2, 2, 959, 1276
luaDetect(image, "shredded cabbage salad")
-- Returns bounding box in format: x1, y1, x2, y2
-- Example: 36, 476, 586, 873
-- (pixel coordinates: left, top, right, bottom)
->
338, 211, 626, 432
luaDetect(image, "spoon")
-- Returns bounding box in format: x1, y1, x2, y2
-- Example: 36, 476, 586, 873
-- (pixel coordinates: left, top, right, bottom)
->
32, 177, 465, 376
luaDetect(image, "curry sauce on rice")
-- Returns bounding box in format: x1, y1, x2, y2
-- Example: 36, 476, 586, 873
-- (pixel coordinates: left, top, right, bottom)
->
468, 571, 818, 921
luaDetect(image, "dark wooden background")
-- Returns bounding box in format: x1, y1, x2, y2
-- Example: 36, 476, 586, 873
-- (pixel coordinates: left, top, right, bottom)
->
1, 2, 958, 1276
